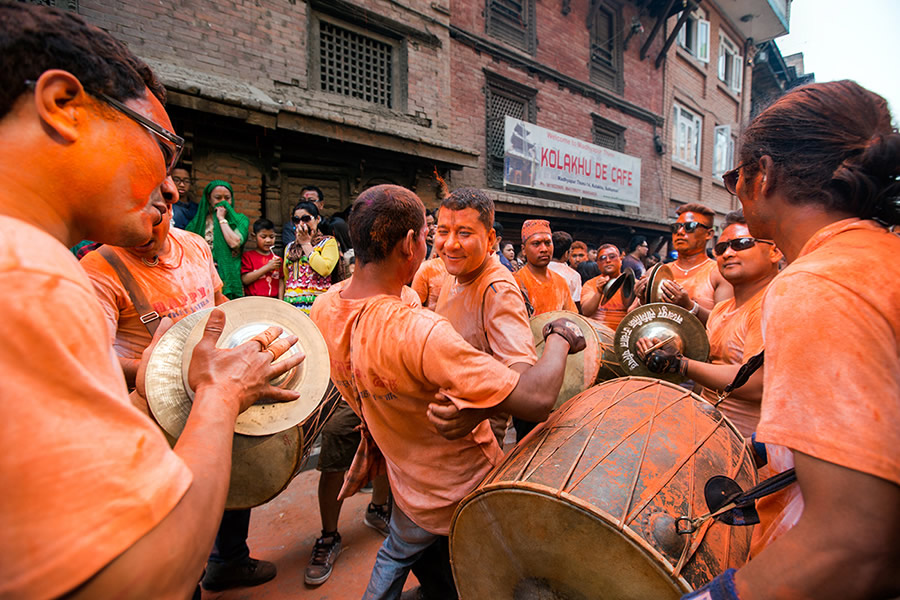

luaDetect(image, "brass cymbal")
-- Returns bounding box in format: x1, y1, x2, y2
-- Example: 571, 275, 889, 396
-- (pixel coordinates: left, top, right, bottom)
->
648, 264, 676, 304
613, 303, 710, 384
147, 297, 330, 437
642, 263, 662, 304
600, 269, 635, 306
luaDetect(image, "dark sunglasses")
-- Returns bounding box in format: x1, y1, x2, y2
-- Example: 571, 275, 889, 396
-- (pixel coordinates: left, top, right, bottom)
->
292, 214, 313, 224
25, 80, 184, 175
714, 237, 775, 256
597, 253, 619, 262
670, 221, 711, 234
722, 162, 750, 195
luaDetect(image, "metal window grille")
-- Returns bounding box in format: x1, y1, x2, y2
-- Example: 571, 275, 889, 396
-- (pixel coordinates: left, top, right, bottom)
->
319, 20, 393, 108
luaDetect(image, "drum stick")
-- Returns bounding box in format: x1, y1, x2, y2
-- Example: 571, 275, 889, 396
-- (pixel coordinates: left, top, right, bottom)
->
644, 334, 676, 354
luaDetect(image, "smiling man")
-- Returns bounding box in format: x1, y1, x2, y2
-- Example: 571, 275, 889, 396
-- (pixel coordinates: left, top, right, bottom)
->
580, 243, 629, 331
0, 6, 302, 598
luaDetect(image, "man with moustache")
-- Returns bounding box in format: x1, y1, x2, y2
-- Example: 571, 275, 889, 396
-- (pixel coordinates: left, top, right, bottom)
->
0, 6, 302, 598
81, 206, 277, 593
638, 203, 732, 324
579, 244, 630, 331
636, 210, 781, 437
514, 220, 576, 316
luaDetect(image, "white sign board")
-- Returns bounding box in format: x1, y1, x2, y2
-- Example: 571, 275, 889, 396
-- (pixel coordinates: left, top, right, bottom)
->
503, 116, 641, 207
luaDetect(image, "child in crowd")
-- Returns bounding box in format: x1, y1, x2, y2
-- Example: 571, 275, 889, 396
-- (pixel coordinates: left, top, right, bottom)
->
241, 218, 283, 299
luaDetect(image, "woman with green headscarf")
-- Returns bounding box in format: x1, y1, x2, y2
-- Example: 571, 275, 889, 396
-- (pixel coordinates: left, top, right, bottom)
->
186, 180, 249, 299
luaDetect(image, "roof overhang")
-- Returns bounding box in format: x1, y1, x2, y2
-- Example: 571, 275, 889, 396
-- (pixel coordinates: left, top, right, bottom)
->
710, 0, 790, 43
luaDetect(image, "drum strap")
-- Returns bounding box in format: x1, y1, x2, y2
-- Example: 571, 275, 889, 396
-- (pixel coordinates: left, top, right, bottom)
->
715, 350, 764, 406
97, 246, 161, 336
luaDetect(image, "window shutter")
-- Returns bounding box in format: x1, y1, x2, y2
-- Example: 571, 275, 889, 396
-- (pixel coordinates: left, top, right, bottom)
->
697, 19, 710, 63
733, 54, 743, 92
717, 38, 726, 80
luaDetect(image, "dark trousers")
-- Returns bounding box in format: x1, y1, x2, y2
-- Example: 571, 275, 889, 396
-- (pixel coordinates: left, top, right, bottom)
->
411, 537, 458, 600
513, 417, 538, 441
208, 508, 252, 564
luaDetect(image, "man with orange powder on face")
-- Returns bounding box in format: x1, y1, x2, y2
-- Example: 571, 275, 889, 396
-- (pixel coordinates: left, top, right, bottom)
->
310, 185, 585, 599
637, 203, 732, 323
514, 220, 577, 316
0, 6, 303, 598
433, 188, 538, 445
579, 243, 630, 331
411, 250, 448, 310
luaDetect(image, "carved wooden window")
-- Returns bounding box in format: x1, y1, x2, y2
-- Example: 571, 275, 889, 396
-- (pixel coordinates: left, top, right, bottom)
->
590, 2, 622, 92
318, 18, 395, 108
592, 115, 626, 153
486, 0, 536, 54
23, 0, 78, 9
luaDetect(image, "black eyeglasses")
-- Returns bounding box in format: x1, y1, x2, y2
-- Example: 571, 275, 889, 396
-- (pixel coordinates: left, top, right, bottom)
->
97, 93, 184, 175
670, 221, 711, 234
723, 162, 749, 195
24, 80, 184, 175
171, 176, 192, 185
292, 214, 313, 224
714, 237, 775, 256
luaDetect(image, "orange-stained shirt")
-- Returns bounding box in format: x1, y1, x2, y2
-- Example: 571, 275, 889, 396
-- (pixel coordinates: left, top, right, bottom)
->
514, 265, 577, 315
753, 218, 900, 552
310, 290, 519, 535
411, 256, 448, 309
0, 217, 192, 600
700, 289, 767, 436
581, 275, 628, 331
670, 258, 718, 309
435, 255, 537, 367
81, 228, 223, 359
548, 261, 582, 302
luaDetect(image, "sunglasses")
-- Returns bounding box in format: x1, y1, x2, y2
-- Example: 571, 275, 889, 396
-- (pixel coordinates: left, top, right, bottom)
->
714, 237, 775, 256
597, 253, 619, 262
292, 214, 313, 224
722, 162, 749, 195
670, 221, 711, 234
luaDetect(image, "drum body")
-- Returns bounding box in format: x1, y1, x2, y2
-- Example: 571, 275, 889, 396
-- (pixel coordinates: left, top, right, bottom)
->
450, 377, 756, 599
530, 311, 624, 410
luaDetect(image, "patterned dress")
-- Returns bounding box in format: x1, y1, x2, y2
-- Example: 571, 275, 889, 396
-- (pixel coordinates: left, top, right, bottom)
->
282, 236, 339, 313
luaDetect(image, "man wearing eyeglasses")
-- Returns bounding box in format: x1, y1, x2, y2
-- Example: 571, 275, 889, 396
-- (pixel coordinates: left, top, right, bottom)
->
0, 6, 303, 599
637, 203, 732, 324
637, 210, 781, 437
171, 165, 199, 230
580, 244, 630, 331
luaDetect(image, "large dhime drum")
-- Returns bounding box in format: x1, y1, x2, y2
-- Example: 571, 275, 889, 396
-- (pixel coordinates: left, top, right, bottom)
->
529, 311, 625, 410
450, 377, 757, 599
146, 297, 333, 509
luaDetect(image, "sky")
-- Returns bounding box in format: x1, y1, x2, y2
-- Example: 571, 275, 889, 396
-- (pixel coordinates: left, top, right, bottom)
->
774, 0, 900, 121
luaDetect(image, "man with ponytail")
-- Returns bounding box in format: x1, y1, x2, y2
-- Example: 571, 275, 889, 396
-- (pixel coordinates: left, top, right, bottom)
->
682, 81, 900, 600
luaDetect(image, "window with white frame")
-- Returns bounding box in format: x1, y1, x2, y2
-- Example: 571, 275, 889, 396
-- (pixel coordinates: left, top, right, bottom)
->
713, 125, 735, 179
676, 9, 709, 63
673, 103, 702, 169
718, 32, 743, 92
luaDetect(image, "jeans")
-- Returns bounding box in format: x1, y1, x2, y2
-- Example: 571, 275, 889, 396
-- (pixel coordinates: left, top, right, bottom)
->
363, 506, 457, 600
208, 508, 251, 564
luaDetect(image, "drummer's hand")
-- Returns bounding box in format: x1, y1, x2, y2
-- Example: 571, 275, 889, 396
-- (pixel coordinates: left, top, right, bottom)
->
188, 309, 306, 414
427, 392, 490, 440
636, 337, 683, 374
135, 316, 175, 401
660, 280, 692, 309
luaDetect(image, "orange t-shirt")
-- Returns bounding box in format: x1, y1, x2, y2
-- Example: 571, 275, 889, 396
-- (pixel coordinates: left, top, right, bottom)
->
514, 265, 577, 315
753, 218, 900, 552
0, 217, 192, 599
81, 228, 223, 359
435, 255, 537, 367
700, 289, 767, 436
311, 291, 519, 535
670, 258, 718, 309
411, 256, 448, 309
581, 274, 628, 331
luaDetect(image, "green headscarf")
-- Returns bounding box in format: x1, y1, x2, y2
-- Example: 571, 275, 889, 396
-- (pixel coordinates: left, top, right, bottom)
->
186, 179, 249, 299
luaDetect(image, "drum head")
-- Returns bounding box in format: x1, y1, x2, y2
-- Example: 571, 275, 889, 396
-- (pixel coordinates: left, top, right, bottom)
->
147, 297, 330, 437
452, 489, 683, 600
530, 311, 601, 410
613, 304, 710, 384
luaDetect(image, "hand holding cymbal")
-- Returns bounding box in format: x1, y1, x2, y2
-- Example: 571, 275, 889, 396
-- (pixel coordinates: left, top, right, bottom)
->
188, 308, 305, 414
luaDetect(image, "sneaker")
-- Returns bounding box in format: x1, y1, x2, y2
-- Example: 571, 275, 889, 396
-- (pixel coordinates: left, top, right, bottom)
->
305, 531, 342, 585
364, 502, 391, 537
201, 557, 277, 591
